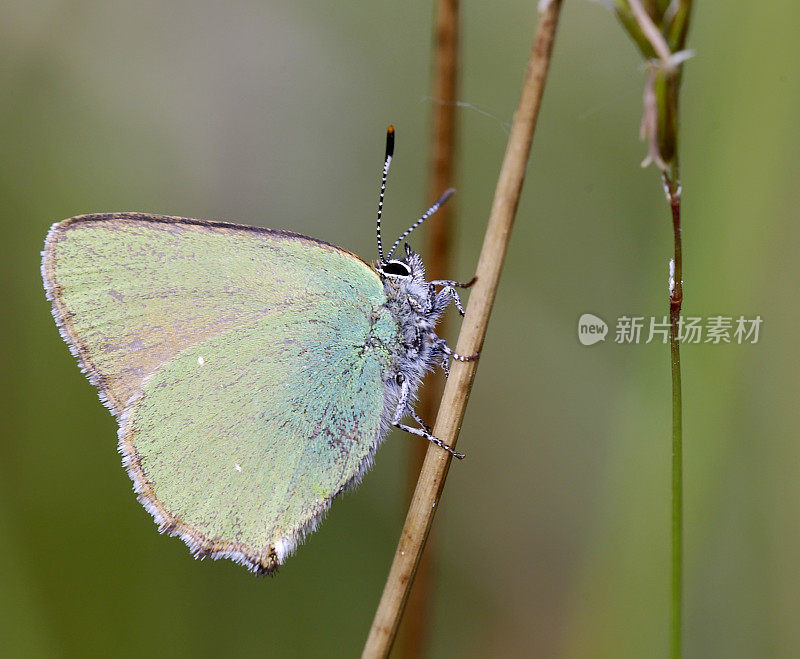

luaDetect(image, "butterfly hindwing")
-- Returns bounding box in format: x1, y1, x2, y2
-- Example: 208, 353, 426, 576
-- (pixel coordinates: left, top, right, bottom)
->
123, 304, 388, 573
42, 213, 394, 572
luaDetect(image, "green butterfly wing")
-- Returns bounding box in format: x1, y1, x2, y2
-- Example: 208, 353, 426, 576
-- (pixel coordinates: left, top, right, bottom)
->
42, 214, 396, 573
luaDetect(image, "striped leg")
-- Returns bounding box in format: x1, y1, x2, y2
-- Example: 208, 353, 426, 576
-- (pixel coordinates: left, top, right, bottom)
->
435, 338, 480, 363
392, 378, 465, 459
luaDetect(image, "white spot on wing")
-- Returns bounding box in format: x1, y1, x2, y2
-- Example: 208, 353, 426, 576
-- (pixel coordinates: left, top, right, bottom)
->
197, 355, 205, 365
235, 463, 242, 472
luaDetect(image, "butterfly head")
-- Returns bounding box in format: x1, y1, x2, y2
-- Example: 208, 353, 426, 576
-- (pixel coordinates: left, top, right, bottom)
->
377, 242, 426, 283
377, 242, 431, 316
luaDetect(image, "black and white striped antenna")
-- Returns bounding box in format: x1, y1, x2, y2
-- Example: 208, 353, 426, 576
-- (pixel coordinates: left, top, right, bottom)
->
376, 125, 395, 263
386, 187, 455, 260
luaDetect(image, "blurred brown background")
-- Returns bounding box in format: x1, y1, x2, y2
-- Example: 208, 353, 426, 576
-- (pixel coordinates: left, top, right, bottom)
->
2, 1, 799, 656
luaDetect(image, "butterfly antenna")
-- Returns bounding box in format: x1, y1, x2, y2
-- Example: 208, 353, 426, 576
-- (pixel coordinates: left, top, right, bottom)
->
386, 187, 455, 259
376, 125, 395, 263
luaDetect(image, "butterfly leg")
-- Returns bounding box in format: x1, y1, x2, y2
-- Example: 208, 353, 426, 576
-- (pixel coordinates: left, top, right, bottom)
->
393, 420, 465, 460
435, 337, 480, 363
439, 353, 451, 378
392, 378, 465, 459
431, 277, 475, 317
433, 285, 466, 316
409, 409, 432, 435
431, 276, 477, 289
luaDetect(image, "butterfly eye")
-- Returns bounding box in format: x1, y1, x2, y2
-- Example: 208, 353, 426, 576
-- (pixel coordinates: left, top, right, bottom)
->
382, 260, 411, 277
429, 283, 436, 293
395, 373, 405, 385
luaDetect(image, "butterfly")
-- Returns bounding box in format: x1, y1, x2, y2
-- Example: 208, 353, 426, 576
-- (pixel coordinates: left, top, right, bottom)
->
41, 126, 477, 574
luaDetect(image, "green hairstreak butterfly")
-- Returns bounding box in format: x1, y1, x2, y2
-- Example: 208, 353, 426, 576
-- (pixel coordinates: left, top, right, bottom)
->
41, 126, 477, 574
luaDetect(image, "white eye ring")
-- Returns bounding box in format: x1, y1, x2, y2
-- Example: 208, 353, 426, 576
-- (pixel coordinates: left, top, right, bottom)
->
379, 259, 412, 278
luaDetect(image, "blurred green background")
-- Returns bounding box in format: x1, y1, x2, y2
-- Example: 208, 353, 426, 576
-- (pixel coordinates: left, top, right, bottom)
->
2, 1, 799, 657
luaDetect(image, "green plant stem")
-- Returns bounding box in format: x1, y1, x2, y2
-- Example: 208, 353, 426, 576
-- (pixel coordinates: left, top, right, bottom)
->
609, 3, 692, 655
666, 163, 683, 659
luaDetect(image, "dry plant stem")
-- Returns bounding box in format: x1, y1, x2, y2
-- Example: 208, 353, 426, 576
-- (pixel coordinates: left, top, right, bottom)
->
399, 0, 459, 656
362, 1, 564, 656
666, 165, 683, 659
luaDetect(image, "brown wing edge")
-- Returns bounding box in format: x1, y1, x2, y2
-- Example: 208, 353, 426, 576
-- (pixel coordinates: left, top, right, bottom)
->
42, 212, 384, 575
117, 386, 390, 575
42, 217, 125, 415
